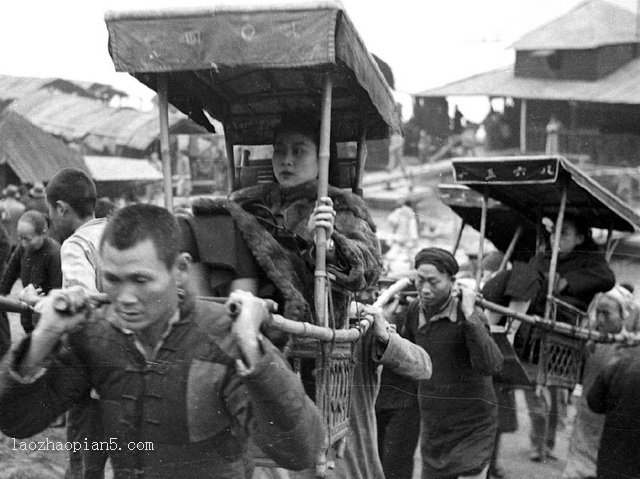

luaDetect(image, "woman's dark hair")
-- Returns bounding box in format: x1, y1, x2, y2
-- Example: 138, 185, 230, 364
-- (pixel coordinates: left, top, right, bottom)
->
273, 112, 320, 147
273, 111, 337, 162
565, 214, 598, 251
19, 210, 47, 235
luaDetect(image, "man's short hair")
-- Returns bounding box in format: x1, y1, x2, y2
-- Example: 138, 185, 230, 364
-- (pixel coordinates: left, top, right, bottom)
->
46, 168, 97, 219
100, 204, 180, 269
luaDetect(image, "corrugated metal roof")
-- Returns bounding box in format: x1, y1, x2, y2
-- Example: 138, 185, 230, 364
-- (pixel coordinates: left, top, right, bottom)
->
0, 75, 96, 100
83, 156, 163, 182
512, 0, 638, 50
415, 57, 640, 104
8, 91, 206, 150
0, 111, 88, 182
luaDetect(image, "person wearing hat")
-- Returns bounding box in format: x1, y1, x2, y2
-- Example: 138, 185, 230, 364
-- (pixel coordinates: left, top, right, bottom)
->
403, 247, 503, 479
25, 182, 49, 217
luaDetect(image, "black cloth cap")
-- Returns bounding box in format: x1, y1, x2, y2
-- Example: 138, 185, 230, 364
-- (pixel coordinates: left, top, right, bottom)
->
414, 247, 459, 276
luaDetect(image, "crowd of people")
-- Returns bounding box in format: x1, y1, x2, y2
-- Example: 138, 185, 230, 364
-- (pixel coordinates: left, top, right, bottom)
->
0, 112, 637, 479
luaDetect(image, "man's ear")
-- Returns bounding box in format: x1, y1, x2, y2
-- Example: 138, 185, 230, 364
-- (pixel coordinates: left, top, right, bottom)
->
174, 252, 192, 288
56, 200, 70, 216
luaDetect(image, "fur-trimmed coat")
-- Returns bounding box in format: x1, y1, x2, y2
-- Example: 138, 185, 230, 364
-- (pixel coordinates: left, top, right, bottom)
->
191, 180, 382, 323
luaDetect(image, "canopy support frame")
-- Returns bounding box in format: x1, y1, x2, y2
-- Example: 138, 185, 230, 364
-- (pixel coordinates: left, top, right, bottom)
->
499, 224, 524, 272
475, 187, 489, 292
158, 74, 174, 209
353, 113, 368, 197
314, 72, 333, 328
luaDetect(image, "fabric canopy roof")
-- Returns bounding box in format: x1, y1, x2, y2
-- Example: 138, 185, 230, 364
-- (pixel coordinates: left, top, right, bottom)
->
438, 184, 537, 261
451, 156, 640, 232
104, 1, 401, 144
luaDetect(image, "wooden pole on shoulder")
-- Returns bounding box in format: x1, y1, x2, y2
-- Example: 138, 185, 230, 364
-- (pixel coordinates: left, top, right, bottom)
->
314, 73, 333, 327
158, 74, 173, 210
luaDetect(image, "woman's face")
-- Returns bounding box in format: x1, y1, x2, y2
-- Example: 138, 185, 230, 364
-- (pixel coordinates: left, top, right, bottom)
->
557, 221, 584, 254
17, 221, 45, 253
272, 131, 319, 188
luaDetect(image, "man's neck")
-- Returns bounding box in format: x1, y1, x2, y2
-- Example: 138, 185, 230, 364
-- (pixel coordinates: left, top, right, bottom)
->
422, 295, 451, 317
136, 309, 180, 351
72, 215, 96, 232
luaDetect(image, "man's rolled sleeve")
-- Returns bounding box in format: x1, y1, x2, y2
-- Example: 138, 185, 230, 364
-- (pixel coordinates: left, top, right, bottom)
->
375, 333, 432, 380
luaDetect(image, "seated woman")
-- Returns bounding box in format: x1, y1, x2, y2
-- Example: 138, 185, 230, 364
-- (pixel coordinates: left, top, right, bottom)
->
483, 214, 615, 327
482, 214, 615, 462
181, 112, 382, 324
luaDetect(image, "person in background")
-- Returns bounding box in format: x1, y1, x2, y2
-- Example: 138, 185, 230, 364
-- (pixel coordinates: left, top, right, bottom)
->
95, 197, 116, 220
562, 286, 639, 479
46, 169, 107, 293
545, 115, 562, 155
417, 130, 433, 163
587, 337, 640, 478
25, 182, 49, 217
0, 204, 324, 479
387, 199, 419, 250
175, 152, 192, 197
452, 105, 465, 135
0, 220, 12, 357
482, 214, 615, 463
0, 210, 61, 333
403, 247, 503, 479
46, 168, 108, 479
0, 184, 26, 251
375, 292, 421, 479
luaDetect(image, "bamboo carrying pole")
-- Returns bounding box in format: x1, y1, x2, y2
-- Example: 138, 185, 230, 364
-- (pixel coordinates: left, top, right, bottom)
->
314, 74, 333, 327
157, 74, 173, 209
477, 296, 640, 344
544, 186, 567, 319
475, 188, 488, 292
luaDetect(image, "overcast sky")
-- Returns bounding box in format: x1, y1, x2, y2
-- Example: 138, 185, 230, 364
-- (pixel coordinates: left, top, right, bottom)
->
1, 0, 635, 121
